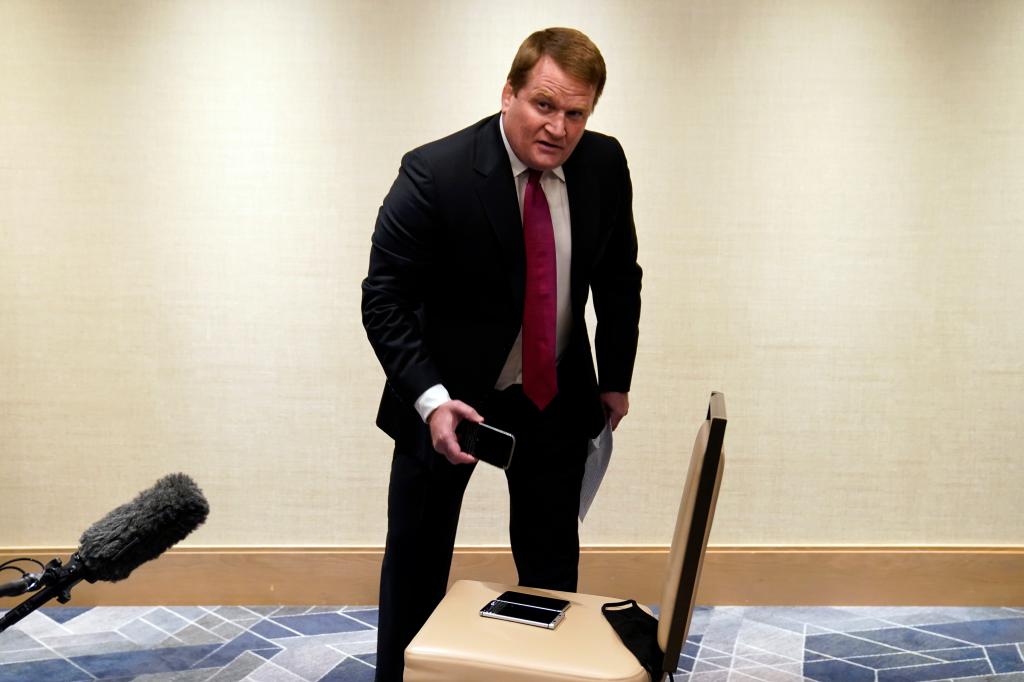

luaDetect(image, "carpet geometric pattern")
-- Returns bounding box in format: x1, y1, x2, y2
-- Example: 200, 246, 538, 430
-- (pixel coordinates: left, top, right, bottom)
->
2, 605, 1022, 680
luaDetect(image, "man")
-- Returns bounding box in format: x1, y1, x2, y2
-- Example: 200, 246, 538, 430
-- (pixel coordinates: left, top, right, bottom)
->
362, 27, 641, 681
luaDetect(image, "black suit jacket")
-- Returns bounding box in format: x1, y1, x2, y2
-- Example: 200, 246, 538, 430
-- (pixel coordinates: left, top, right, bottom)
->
362, 114, 641, 458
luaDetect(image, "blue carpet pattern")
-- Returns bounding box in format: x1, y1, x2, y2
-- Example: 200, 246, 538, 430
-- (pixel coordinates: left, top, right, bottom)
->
1, 605, 1022, 680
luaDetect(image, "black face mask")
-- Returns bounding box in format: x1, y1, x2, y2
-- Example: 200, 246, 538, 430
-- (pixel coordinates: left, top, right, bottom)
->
602, 599, 671, 682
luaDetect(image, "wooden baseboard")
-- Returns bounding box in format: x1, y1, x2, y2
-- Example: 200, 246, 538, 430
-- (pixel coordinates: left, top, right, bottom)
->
1, 546, 1021, 607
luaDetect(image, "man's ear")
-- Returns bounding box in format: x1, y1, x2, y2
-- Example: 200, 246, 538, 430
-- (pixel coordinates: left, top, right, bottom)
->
500, 81, 514, 113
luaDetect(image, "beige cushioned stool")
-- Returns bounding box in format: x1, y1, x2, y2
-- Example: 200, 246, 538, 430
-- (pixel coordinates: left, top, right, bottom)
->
405, 580, 650, 682
405, 393, 727, 682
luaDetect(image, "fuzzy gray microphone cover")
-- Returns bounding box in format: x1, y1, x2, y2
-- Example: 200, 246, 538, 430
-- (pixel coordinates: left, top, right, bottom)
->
77, 473, 210, 582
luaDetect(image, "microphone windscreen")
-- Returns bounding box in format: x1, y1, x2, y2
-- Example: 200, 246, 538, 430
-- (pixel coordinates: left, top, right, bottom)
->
77, 473, 210, 582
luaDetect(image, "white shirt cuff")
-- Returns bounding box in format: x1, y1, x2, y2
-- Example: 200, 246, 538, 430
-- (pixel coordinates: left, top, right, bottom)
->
414, 384, 451, 423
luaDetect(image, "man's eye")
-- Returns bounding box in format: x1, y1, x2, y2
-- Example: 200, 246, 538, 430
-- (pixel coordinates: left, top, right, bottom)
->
536, 101, 551, 111
567, 111, 584, 120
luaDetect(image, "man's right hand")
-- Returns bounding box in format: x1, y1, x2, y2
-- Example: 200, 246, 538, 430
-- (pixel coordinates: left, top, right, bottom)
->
427, 400, 483, 465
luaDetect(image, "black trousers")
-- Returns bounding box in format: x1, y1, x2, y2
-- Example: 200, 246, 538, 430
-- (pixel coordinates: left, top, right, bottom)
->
373, 387, 588, 682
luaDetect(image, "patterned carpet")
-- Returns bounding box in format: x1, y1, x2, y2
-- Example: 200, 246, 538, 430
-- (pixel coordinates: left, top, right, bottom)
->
1, 604, 1022, 681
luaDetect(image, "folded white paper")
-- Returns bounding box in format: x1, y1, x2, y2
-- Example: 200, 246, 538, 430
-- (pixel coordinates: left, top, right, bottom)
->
579, 422, 612, 521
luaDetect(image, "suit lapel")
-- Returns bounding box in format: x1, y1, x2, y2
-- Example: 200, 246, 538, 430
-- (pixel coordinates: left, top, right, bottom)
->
474, 115, 525, 309
565, 147, 600, 312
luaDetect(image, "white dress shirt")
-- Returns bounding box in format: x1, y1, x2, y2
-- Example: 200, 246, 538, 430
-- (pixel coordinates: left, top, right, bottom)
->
414, 114, 573, 422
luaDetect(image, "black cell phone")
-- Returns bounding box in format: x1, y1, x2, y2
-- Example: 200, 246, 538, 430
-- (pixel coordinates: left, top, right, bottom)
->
496, 590, 570, 613
455, 421, 515, 469
479, 599, 565, 629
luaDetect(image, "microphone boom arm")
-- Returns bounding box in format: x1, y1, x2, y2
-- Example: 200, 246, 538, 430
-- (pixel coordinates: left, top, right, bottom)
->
0, 556, 86, 634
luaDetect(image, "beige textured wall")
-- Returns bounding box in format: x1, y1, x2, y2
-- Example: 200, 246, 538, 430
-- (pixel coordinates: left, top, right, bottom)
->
2, 0, 1022, 549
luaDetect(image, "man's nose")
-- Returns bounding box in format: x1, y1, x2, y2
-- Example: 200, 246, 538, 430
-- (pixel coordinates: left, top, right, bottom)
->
545, 114, 566, 138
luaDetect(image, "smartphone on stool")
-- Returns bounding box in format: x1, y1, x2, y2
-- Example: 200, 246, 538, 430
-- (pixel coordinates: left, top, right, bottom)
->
479, 599, 565, 629
496, 590, 570, 613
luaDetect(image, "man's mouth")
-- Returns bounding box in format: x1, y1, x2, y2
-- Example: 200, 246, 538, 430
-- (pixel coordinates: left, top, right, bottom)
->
537, 140, 561, 151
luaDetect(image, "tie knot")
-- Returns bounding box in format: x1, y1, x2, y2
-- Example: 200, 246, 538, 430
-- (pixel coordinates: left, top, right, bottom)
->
527, 169, 543, 186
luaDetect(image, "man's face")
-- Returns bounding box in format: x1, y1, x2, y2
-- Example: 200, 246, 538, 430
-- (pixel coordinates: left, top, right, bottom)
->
501, 55, 596, 171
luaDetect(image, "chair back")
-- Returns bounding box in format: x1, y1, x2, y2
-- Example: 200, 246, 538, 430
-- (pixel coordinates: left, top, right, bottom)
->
655, 392, 726, 676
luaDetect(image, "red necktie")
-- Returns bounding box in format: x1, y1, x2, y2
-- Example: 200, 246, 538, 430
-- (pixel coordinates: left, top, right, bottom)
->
522, 169, 558, 410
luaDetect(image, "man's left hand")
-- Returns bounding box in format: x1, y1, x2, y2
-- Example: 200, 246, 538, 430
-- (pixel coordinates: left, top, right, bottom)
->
600, 391, 629, 431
